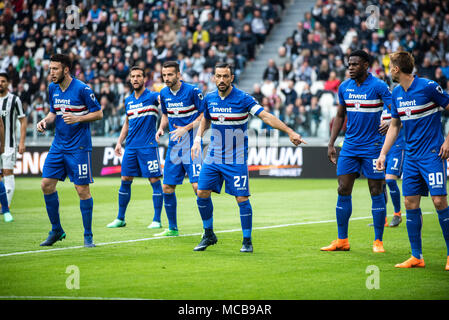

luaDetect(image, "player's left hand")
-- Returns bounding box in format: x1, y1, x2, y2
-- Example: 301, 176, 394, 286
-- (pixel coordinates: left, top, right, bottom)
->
289, 132, 307, 146
378, 120, 390, 135
18, 142, 25, 154
439, 139, 449, 159
62, 112, 79, 124
170, 124, 188, 143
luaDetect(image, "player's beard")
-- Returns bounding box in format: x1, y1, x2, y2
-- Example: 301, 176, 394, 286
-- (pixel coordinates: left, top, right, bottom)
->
133, 83, 144, 92
54, 73, 66, 84
217, 82, 230, 93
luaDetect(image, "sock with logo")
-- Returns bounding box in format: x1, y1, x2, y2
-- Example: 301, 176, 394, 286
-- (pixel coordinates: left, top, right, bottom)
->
406, 208, 423, 259
163, 192, 178, 231
197, 196, 213, 230
372, 194, 387, 241
437, 207, 449, 256
117, 180, 132, 221
151, 180, 163, 222
386, 179, 401, 214
336, 195, 352, 239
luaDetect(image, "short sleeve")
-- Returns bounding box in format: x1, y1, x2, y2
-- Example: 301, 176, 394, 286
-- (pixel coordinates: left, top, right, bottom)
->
14, 96, 26, 118
390, 91, 399, 119
193, 87, 204, 113
48, 84, 55, 113
81, 85, 101, 112
203, 97, 211, 120
377, 81, 392, 109
427, 80, 449, 108
244, 94, 263, 116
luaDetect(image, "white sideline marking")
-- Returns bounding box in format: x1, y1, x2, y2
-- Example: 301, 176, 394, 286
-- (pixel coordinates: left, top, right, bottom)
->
0, 212, 434, 258
0, 295, 155, 300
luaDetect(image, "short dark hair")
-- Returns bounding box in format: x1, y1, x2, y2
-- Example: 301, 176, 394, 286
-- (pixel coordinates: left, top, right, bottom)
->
390, 51, 415, 74
50, 54, 72, 70
162, 61, 180, 73
0, 72, 9, 82
214, 62, 234, 75
349, 50, 371, 65
130, 66, 145, 75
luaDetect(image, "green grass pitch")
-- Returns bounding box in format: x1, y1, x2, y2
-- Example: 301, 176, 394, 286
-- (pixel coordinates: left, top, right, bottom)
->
0, 177, 448, 300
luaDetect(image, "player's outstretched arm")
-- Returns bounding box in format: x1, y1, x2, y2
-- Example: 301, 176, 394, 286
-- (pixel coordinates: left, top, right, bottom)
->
327, 104, 346, 164
156, 113, 168, 142
376, 117, 401, 171
257, 110, 306, 146
37, 112, 56, 133
115, 117, 129, 156
191, 116, 211, 160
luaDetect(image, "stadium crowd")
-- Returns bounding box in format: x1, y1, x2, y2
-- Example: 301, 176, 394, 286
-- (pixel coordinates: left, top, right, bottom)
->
256, 0, 449, 138
0, 0, 285, 137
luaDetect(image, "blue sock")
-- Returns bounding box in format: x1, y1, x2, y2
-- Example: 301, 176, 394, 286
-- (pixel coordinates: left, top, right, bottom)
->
151, 180, 163, 222
44, 191, 63, 233
371, 194, 387, 241
197, 197, 213, 230
0, 181, 9, 213
386, 179, 401, 213
406, 208, 423, 259
437, 207, 449, 256
163, 192, 178, 230
80, 197, 93, 237
117, 180, 132, 221
238, 200, 253, 239
336, 195, 352, 239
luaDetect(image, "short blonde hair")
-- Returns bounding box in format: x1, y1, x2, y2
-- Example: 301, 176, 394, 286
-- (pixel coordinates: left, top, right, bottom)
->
390, 51, 415, 74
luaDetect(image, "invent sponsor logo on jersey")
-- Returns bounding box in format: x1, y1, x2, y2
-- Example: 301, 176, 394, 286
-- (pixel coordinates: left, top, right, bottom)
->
126, 102, 158, 119
166, 101, 198, 118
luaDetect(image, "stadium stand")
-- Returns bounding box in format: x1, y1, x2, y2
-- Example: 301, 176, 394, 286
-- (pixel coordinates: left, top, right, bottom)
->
0, 0, 286, 138
256, 0, 449, 139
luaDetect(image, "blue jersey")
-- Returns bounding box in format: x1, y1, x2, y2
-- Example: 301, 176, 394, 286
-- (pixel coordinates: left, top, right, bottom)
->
391, 76, 449, 160
204, 86, 263, 164
160, 81, 204, 147
338, 73, 392, 157
125, 89, 160, 149
49, 78, 101, 153
381, 105, 405, 149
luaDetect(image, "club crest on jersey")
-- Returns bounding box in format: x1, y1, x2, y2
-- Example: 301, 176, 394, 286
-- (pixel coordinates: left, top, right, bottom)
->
218, 115, 225, 123
174, 109, 179, 115
355, 101, 361, 109
405, 108, 412, 117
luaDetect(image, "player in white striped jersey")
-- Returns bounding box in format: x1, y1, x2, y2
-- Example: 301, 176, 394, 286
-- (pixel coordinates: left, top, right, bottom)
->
0, 72, 27, 210
0, 73, 10, 222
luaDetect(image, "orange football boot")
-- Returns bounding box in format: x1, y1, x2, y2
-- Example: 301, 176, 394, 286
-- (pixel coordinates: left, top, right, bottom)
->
320, 238, 350, 251
373, 239, 385, 253
384, 217, 388, 227
445, 256, 449, 271
395, 256, 425, 268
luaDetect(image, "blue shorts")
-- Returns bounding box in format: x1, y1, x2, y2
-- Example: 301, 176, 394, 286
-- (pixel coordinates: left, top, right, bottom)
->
163, 144, 202, 185
385, 146, 405, 177
198, 162, 250, 197
43, 151, 93, 185
121, 147, 162, 178
402, 154, 447, 197
337, 155, 384, 180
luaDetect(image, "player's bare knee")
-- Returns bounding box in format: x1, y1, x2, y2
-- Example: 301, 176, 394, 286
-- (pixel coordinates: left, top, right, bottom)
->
432, 196, 448, 211
197, 189, 211, 198
337, 185, 352, 196
41, 179, 56, 194
121, 176, 134, 182
163, 184, 176, 193
236, 196, 249, 203
75, 185, 91, 200
404, 196, 420, 210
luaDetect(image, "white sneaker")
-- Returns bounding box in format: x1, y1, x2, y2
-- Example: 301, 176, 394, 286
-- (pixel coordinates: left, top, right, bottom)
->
147, 221, 162, 229
3, 212, 13, 222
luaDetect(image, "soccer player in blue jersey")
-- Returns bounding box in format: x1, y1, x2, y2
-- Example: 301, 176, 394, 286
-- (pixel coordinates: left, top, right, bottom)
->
321, 50, 392, 253
153, 61, 204, 237
37, 54, 103, 247
191, 63, 306, 252
377, 51, 449, 270
106, 66, 163, 229
381, 107, 405, 227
